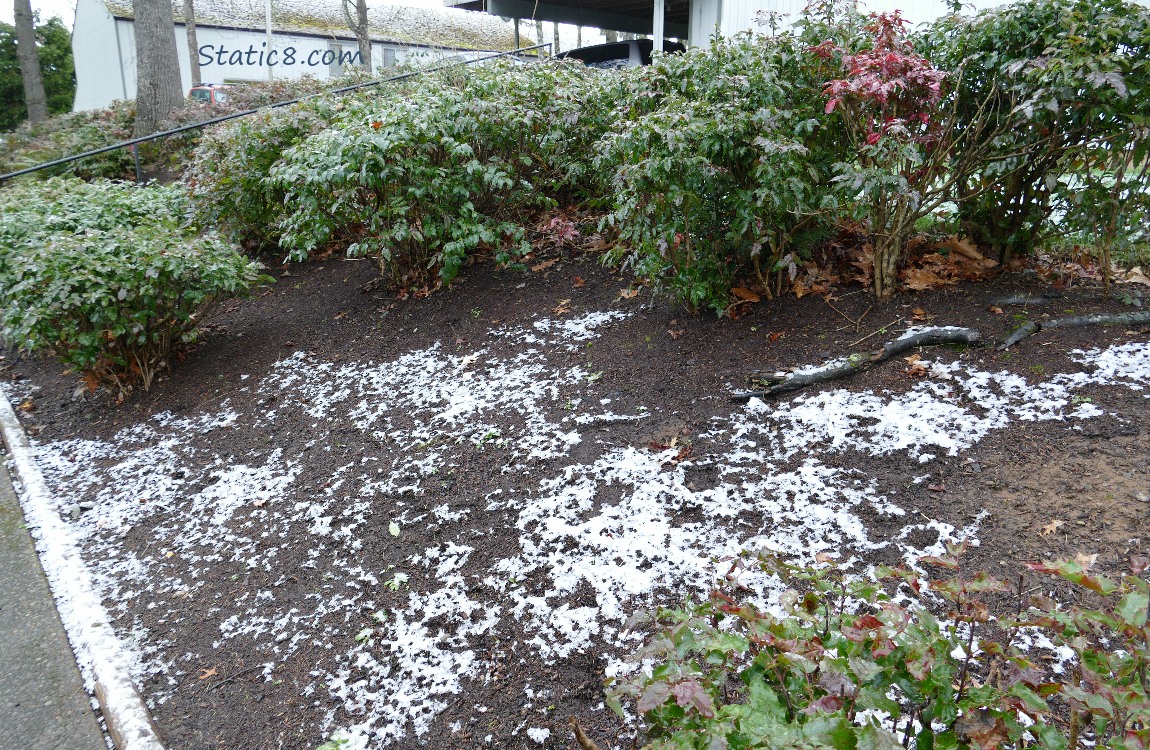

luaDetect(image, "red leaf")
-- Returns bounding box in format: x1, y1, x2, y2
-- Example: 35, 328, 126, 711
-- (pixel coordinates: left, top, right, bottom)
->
671, 680, 716, 718
637, 681, 671, 713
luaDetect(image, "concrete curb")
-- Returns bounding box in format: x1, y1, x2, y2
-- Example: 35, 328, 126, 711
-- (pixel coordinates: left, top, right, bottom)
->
0, 387, 165, 750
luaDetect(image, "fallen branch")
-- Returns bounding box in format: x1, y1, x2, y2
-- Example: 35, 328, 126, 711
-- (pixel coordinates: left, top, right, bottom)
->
996, 310, 1150, 351
569, 718, 601, 750
733, 326, 982, 402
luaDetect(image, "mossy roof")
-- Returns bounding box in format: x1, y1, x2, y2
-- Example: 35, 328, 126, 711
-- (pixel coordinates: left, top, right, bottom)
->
103, 0, 516, 51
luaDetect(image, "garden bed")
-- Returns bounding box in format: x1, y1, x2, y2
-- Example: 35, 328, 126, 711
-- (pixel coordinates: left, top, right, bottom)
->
5, 254, 1150, 749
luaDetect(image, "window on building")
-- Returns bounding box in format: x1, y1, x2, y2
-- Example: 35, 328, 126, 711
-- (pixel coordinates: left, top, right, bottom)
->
329, 43, 345, 77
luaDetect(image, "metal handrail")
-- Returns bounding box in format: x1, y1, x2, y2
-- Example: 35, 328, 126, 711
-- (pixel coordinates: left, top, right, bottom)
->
0, 43, 551, 184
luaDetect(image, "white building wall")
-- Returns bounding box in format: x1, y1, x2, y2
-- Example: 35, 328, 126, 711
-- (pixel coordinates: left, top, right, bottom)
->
72, 0, 131, 109
73, 7, 496, 110
696, 0, 1014, 43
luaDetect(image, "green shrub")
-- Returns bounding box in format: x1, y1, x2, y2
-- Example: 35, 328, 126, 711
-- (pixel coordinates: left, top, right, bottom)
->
920, 0, 1150, 263
610, 548, 1150, 750
597, 32, 843, 315
0, 179, 269, 394
0, 102, 137, 181
269, 60, 613, 287
187, 99, 341, 250
0, 74, 370, 184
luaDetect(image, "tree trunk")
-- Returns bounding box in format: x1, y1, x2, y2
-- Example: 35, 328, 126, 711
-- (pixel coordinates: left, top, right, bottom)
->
576, 25, 582, 48
552, 21, 560, 55
535, 19, 545, 55
183, 0, 200, 86
355, 0, 371, 70
871, 199, 912, 299
133, 0, 184, 137
13, 0, 47, 123
872, 234, 901, 300
605, 29, 619, 43
342, 0, 372, 71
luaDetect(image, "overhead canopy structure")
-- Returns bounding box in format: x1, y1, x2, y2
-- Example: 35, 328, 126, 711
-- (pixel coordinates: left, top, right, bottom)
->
445, 0, 691, 39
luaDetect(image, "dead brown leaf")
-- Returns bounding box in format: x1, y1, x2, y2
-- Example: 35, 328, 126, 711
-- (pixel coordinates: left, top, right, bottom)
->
769, 331, 785, 342
618, 288, 639, 300
956, 709, 1009, 750
553, 299, 572, 314
901, 267, 953, 292
531, 258, 560, 273
198, 667, 218, 680
1041, 519, 1064, 536
1120, 266, 1150, 286
572, 276, 585, 288
1074, 552, 1098, 569
943, 235, 986, 263
731, 287, 761, 303
667, 329, 684, 340
988, 306, 1004, 315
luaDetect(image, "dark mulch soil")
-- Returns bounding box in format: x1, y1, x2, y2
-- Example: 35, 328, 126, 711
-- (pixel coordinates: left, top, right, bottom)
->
5, 253, 1149, 750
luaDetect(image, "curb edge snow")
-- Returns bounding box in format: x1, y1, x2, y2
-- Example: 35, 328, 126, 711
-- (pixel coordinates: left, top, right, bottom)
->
0, 387, 165, 750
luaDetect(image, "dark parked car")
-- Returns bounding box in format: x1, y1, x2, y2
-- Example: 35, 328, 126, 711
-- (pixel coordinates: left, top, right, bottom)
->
557, 39, 686, 69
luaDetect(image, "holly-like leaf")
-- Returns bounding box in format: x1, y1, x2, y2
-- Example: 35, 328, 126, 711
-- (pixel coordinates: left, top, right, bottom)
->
671, 680, 716, 718
1026, 560, 1118, 595
636, 681, 672, 713
1115, 591, 1149, 628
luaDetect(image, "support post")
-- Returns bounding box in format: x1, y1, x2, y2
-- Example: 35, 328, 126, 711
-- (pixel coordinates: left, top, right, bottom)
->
265, 0, 273, 80
652, 0, 664, 52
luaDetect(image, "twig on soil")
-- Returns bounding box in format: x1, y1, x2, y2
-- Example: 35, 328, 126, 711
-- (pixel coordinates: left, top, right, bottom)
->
997, 310, 1150, 350
569, 718, 602, 750
209, 665, 264, 691
824, 299, 873, 333
733, 326, 982, 402
850, 318, 905, 348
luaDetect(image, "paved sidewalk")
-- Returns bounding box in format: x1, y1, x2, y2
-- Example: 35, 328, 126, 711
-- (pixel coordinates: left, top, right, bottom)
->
0, 457, 108, 750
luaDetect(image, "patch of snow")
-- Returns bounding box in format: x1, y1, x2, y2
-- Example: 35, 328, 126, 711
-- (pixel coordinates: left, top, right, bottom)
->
25, 322, 1150, 747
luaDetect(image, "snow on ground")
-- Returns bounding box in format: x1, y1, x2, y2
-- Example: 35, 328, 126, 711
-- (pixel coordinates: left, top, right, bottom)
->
23, 316, 1150, 747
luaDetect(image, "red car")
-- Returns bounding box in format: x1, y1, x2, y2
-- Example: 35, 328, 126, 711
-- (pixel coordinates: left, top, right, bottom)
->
189, 84, 232, 105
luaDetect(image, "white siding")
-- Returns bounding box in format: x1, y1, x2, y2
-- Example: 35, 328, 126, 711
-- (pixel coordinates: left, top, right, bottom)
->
74, 22, 489, 110
71, 0, 129, 109
693, 0, 1016, 42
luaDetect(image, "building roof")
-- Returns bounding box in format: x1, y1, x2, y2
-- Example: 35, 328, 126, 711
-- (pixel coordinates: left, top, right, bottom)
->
103, 0, 517, 50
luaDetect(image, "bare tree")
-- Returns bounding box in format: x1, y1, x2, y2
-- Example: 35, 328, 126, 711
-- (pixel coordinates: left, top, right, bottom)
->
13, 0, 47, 123
341, 0, 372, 71
576, 25, 582, 48
605, 29, 619, 43
183, 0, 200, 86
552, 21, 559, 55
535, 19, 544, 55
133, 0, 184, 136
